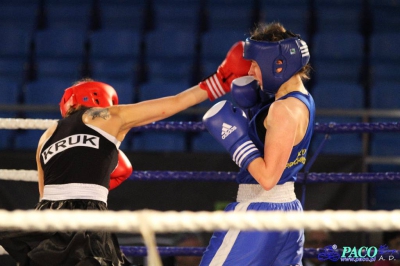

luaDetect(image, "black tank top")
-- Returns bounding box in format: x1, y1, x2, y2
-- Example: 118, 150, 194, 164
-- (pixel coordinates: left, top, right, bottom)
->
40, 108, 118, 188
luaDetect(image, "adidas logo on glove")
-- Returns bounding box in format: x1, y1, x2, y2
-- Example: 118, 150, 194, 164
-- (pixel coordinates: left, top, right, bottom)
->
203, 100, 261, 169
221, 123, 237, 139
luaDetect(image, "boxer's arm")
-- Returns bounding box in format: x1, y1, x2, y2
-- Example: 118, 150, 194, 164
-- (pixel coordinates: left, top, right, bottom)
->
82, 85, 208, 141
87, 42, 250, 137
247, 100, 299, 190
114, 42, 250, 131
36, 151, 44, 200
36, 123, 57, 199
116, 84, 208, 130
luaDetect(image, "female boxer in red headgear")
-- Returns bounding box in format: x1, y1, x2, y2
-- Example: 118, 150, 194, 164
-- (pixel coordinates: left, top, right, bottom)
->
0, 41, 251, 265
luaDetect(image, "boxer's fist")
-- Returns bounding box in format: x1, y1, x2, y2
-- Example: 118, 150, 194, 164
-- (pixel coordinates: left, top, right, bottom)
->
109, 150, 133, 190
231, 76, 260, 109
203, 100, 261, 169
200, 41, 251, 101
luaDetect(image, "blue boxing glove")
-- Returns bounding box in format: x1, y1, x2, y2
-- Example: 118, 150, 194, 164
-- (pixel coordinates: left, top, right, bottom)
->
231, 76, 275, 119
203, 100, 261, 169
231, 76, 260, 109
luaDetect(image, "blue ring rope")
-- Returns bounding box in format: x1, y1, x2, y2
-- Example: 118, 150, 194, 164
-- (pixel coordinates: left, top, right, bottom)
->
128, 171, 400, 183
131, 121, 400, 133
120, 246, 400, 259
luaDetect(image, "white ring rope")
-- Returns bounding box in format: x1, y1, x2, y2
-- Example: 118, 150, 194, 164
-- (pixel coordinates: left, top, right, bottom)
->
139, 212, 163, 266
2, 210, 396, 264
0, 118, 56, 130
0, 209, 399, 233
0, 170, 37, 182
0, 246, 7, 256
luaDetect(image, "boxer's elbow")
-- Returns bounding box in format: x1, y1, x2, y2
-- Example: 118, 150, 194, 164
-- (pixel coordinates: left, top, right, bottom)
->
258, 177, 278, 191
249, 162, 281, 191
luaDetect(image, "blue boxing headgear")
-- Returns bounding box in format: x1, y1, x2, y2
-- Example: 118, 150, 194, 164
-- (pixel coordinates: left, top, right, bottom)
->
243, 34, 310, 94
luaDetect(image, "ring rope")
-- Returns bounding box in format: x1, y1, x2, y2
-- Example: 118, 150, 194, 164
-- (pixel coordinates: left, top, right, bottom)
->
0, 209, 399, 232
0, 246, 315, 258
138, 212, 163, 266
121, 246, 206, 257
0, 170, 38, 182
1, 169, 400, 183
2, 245, 399, 259
0, 246, 7, 256
1, 118, 400, 133
119, 246, 400, 259
2, 246, 399, 259
0, 118, 56, 130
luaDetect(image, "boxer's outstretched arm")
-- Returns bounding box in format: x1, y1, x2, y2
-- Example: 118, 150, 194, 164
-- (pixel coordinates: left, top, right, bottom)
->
117, 84, 208, 130
81, 85, 208, 141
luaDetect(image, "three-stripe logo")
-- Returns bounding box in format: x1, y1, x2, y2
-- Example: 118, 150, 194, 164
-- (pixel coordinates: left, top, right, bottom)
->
299, 40, 309, 58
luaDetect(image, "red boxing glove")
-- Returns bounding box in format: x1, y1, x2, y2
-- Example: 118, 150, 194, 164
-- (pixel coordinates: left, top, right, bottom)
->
109, 150, 133, 190
199, 41, 252, 101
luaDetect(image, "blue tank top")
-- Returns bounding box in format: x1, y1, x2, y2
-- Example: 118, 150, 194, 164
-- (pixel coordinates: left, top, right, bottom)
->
236, 91, 315, 184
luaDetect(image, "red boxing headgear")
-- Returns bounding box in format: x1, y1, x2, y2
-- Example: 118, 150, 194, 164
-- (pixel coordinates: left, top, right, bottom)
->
59, 81, 118, 117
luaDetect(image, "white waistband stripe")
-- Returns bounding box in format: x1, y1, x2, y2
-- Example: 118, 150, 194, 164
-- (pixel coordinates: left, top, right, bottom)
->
42, 183, 108, 204
237, 182, 296, 203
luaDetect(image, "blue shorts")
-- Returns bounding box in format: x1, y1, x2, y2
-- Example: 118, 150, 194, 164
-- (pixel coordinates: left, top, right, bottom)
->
200, 200, 304, 266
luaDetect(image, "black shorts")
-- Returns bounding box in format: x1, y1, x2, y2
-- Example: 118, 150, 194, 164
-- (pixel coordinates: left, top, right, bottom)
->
0, 200, 131, 266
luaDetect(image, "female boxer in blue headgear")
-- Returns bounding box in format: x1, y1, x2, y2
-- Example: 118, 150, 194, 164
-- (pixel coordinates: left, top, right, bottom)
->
202, 22, 315, 266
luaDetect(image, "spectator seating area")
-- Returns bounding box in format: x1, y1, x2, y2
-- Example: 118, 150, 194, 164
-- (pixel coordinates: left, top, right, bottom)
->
0, 0, 399, 164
